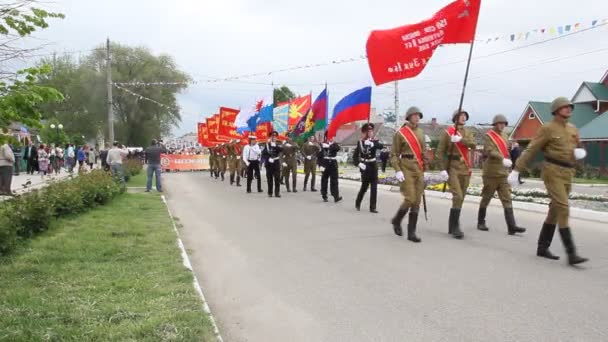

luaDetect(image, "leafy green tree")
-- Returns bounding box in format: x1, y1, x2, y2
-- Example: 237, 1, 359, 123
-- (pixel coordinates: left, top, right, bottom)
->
274, 85, 296, 105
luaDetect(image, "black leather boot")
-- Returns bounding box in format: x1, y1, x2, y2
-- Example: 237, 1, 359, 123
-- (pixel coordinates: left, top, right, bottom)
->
449, 208, 464, 239
559, 227, 589, 265
230, 174, 235, 185
504, 208, 526, 235
477, 207, 489, 231
236, 176, 241, 187
292, 180, 298, 193
407, 211, 421, 243
537, 223, 560, 260
303, 175, 309, 192
391, 207, 408, 237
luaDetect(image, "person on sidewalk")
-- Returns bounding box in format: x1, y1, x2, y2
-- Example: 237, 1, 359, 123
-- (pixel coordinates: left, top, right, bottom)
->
477, 114, 526, 235
107, 142, 128, 184
66, 144, 76, 173
87, 146, 96, 170
281, 136, 298, 193
0, 140, 15, 195
145, 139, 166, 192
390, 107, 427, 242
37, 144, 50, 178
509, 97, 588, 266
77, 145, 86, 173
301, 136, 320, 192
436, 109, 477, 239
243, 135, 263, 193
23, 141, 38, 175
262, 131, 283, 198
100, 144, 110, 172
12, 143, 22, 176
353, 122, 383, 213
319, 132, 342, 203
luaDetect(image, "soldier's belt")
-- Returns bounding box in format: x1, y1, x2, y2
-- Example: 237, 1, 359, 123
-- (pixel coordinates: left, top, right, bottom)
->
362, 158, 376, 162
545, 157, 574, 169
400, 154, 414, 160
448, 155, 461, 161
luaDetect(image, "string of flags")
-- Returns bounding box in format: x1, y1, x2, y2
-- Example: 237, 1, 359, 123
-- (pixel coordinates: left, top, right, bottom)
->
478, 18, 607, 44
112, 18, 607, 88
113, 84, 178, 111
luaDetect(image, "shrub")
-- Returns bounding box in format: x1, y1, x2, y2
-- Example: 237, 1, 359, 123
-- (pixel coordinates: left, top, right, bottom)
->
44, 180, 85, 217
0, 205, 17, 255
10, 190, 54, 237
123, 159, 143, 177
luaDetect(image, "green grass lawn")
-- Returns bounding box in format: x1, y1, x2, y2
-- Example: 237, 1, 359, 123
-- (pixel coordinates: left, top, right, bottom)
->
128, 172, 148, 188
0, 193, 217, 341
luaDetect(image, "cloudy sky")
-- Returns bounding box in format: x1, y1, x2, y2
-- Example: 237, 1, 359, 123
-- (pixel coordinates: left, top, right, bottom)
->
22, 0, 608, 136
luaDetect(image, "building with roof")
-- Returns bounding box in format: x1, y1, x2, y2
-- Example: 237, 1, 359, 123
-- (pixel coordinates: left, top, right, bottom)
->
510, 71, 608, 172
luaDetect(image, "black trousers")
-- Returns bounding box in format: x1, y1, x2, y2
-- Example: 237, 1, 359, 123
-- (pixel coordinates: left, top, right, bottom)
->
0, 165, 13, 194
356, 162, 378, 210
26, 158, 37, 174
321, 160, 339, 199
381, 160, 388, 173
265, 162, 281, 196
246, 161, 262, 192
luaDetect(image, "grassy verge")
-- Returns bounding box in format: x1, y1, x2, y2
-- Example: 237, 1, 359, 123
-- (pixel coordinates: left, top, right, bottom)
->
128, 172, 148, 188
0, 193, 216, 341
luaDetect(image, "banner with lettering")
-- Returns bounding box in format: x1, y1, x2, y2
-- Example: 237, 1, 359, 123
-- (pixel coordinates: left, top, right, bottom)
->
161, 154, 209, 171
366, 0, 481, 85
255, 122, 273, 143
206, 114, 225, 145
197, 122, 208, 146
218, 106, 241, 141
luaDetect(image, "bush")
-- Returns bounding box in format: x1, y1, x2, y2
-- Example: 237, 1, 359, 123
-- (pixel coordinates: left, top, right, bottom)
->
0, 170, 124, 255
123, 159, 143, 177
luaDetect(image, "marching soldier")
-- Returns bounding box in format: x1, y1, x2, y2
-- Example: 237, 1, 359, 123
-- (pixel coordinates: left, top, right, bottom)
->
218, 143, 228, 181
319, 132, 343, 203
477, 114, 526, 235
208, 146, 216, 178
390, 107, 427, 242
353, 122, 383, 213
281, 136, 299, 193
510, 97, 588, 265
436, 109, 477, 239
242, 135, 263, 193
227, 139, 242, 187
262, 131, 283, 198
301, 136, 320, 192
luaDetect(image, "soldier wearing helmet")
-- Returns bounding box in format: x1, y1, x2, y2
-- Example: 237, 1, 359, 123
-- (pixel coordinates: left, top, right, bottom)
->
353, 122, 383, 213
510, 96, 588, 266
390, 106, 427, 242
477, 114, 526, 235
436, 109, 477, 239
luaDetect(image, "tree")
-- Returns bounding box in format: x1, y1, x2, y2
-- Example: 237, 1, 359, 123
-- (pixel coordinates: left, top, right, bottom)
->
274, 85, 296, 105
37, 43, 191, 147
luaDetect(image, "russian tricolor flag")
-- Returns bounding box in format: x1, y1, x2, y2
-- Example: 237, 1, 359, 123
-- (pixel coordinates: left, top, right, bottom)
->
326, 86, 372, 140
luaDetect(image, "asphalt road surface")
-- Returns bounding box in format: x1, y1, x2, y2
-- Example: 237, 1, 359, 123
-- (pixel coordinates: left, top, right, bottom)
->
163, 171, 608, 342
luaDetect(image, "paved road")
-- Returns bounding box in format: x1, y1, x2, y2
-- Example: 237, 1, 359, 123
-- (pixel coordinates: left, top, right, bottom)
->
164, 172, 608, 342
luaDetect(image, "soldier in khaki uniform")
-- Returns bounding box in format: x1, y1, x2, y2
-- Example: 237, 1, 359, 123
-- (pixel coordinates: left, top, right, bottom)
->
281, 136, 299, 192
436, 110, 477, 239
208, 147, 216, 178
390, 107, 427, 242
476, 114, 526, 235
227, 139, 242, 186
510, 97, 588, 265
301, 136, 320, 192
218, 143, 227, 181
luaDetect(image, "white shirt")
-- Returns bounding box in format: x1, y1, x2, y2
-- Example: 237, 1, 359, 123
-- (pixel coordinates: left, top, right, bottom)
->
243, 144, 261, 161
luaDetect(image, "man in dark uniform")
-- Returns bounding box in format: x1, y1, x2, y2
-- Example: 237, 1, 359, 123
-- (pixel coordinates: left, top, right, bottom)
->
510, 97, 588, 266
301, 136, 320, 192
353, 123, 383, 213
281, 136, 298, 193
319, 132, 342, 203
262, 131, 283, 198
477, 114, 526, 235
379, 148, 390, 173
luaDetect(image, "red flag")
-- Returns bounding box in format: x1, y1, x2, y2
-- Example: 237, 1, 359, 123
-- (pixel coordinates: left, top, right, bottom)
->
218, 107, 241, 141
255, 122, 273, 143
206, 114, 225, 145
366, 0, 481, 85
288, 95, 311, 131
198, 122, 208, 146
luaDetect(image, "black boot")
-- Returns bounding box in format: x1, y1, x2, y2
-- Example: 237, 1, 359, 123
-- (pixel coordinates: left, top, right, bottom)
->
391, 207, 408, 237
292, 181, 298, 193
236, 176, 241, 187
559, 227, 589, 265
504, 208, 526, 235
477, 207, 489, 231
537, 223, 560, 260
303, 175, 309, 192
407, 211, 421, 243
355, 200, 361, 211
449, 208, 464, 239
230, 174, 235, 185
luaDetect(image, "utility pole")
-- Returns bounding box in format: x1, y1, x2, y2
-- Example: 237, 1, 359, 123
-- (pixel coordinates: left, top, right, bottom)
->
394, 80, 400, 126
106, 38, 114, 144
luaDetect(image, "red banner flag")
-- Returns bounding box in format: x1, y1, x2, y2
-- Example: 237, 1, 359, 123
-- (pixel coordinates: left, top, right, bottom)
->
197, 122, 208, 146
366, 0, 481, 85
288, 95, 312, 131
218, 106, 241, 141
255, 122, 273, 143
206, 114, 224, 145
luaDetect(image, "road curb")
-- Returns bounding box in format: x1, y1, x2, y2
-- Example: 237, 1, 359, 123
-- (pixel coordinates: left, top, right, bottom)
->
161, 195, 224, 342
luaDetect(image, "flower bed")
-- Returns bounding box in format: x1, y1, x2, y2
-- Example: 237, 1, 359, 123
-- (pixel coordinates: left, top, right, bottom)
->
0, 170, 124, 255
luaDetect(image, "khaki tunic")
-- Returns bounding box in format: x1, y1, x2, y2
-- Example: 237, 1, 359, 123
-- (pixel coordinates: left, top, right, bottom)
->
436, 126, 476, 208
391, 123, 427, 211
301, 142, 320, 175
515, 118, 579, 228
480, 129, 512, 209
281, 143, 298, 187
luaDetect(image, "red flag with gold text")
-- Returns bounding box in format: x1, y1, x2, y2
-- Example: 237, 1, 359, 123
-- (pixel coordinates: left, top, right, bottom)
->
218, 107, 241, 141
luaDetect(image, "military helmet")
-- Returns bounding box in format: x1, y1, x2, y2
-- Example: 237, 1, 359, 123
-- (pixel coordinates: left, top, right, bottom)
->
452, 109, 469, 123
551, 97, 574, 115
492, 114, 508, 126
361, 122, 375, 133
406, 106, 423, 120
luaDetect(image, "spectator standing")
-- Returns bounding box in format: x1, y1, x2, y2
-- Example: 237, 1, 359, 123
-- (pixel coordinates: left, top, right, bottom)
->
87, 146, 96, 170
12, 143, 22, 176
144, 139, 166, 192
77, 145, 86, 172
23, 141, 38, 175
55, 145, 64, 174
67, 144, 76, 173
106, 142, 128, 184
100, 144, 110, 171
379, 148, 390, 173
38, 144, 50, 178
0, 140, 15, 195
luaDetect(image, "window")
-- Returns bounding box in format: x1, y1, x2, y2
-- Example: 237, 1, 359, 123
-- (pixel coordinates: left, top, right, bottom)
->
528, 112, 536, 119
